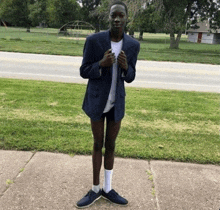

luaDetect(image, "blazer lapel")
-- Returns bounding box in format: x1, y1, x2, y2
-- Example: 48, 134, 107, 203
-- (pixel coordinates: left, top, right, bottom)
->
100, 31, 112, 79
106, 30, 113, 78
105, 30, 112, 53
121, 32, 128, 53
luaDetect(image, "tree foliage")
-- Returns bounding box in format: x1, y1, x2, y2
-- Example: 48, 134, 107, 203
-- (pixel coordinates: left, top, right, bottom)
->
28, 0, 47, 27
0, 0, 33, 31
124, 0, 146, 35
0, 0, 81, 29
134, 3, 156, 39
208, 0, 220, 31
77, 0, 101, 32
78, 0, 101, 9
46, 0, 81, 28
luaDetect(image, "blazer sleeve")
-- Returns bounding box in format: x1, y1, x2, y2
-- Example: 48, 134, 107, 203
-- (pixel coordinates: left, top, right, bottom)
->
123, 42, 140, 83
80, 37, 102, 80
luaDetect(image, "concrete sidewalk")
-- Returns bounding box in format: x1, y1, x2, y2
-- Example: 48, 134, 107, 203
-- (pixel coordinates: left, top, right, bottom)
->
0, 150, 219, 210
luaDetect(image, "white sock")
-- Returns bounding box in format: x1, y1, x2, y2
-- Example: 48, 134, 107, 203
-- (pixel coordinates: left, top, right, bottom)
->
92, 184, 100, 193
103, 169, 113, 193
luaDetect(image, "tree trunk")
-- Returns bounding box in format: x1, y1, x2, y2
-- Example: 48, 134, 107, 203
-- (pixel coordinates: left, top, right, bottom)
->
95, 20, 100, 33
129, 29, 134, 37
170, 32, 177, 49
26, 23, 30, 32
139, 30, 144, 41
95, 25, 100, 33
169, 30, 182, 49
176, 30, 182, 46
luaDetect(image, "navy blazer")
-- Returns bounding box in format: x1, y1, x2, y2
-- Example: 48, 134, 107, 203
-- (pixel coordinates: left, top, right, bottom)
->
80, 30, 140, 122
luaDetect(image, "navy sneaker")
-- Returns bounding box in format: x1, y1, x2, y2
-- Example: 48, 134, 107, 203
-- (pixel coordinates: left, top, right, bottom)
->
76, 189, 102, 209
102, 189, 128, 206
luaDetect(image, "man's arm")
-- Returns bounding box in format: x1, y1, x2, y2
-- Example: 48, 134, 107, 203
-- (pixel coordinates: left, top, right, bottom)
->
80, 37, 102, 79
119, 43, 140, 83
80, 38, 115, 79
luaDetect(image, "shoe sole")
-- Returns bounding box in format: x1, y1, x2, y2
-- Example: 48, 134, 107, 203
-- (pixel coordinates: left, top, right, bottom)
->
75, 195, 102, 209
102, 195, 128, 206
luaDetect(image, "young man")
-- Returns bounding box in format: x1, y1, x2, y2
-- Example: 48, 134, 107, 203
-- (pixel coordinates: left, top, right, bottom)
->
77, 1, 140, 208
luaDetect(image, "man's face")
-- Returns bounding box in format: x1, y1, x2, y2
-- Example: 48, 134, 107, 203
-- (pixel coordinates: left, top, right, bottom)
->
109, 4, 127, 34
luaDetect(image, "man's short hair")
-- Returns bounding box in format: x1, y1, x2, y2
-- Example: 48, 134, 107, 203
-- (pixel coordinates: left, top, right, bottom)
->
109, 1, 128, 15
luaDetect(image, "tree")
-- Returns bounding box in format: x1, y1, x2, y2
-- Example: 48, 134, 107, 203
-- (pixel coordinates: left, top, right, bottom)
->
208, 0, 220, 30
214, 10, 220, 28
125, 0, 147, 36
78, 0, 101, 9
0, 0, 33, 31
28, 0, 48, 27
153, 0, 220, 49
134, 3, 156, 40
77, 0, 102, 32
47, 0, 81, 28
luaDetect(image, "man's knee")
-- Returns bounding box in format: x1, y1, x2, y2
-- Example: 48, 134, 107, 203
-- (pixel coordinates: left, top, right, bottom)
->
105, 140, 115, 152
94, 141, 103, 151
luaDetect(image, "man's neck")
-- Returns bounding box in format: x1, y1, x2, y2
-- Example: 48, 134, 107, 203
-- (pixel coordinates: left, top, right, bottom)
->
110, 30, 123, 42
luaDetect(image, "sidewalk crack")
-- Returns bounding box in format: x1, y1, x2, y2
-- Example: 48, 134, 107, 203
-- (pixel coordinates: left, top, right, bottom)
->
148, 160, 161, 210
15, 151, 36, 179
0, 151, 36, 198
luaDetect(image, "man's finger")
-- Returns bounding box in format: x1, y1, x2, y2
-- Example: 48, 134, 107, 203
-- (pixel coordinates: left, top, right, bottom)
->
107, 53, 114, 59
111, 56, 115, 63
119, 52, 126, 58
105, 49, 112, 55
117, 56, 123, 61
118, 56, 126, 63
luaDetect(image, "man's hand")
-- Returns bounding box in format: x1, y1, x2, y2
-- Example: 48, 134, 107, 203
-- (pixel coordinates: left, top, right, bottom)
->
118, 50, 128, 70
99, 49, 116, 68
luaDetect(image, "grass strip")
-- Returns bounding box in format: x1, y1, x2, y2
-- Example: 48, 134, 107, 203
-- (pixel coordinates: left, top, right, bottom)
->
0, 78, 219, 165
0, 27, 220, 65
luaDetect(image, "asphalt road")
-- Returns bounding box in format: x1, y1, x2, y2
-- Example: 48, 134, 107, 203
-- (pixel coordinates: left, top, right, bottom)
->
0, 51, 219, 93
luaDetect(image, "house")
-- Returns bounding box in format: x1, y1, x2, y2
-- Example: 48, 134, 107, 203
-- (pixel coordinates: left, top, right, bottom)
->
187, 20, 220, 44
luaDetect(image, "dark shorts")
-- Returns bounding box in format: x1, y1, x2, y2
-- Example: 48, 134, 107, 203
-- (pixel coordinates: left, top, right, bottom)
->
101, 106, 115, 121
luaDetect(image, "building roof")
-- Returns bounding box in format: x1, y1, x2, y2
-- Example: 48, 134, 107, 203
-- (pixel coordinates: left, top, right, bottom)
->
187, 20, 220, 33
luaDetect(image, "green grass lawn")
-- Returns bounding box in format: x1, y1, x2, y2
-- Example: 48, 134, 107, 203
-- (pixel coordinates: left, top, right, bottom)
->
0, 27, 220, 64
0, 78, 219, 165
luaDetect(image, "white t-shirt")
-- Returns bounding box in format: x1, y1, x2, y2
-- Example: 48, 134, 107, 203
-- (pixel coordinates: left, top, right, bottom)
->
103, 39, 123, 113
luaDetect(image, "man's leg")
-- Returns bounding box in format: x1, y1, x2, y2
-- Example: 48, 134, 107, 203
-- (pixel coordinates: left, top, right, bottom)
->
91, 117, 105, 186
103, 117, 122, 194
104, 118, 121, 170
102, 117, 128, 206
76, 118, 104, 208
